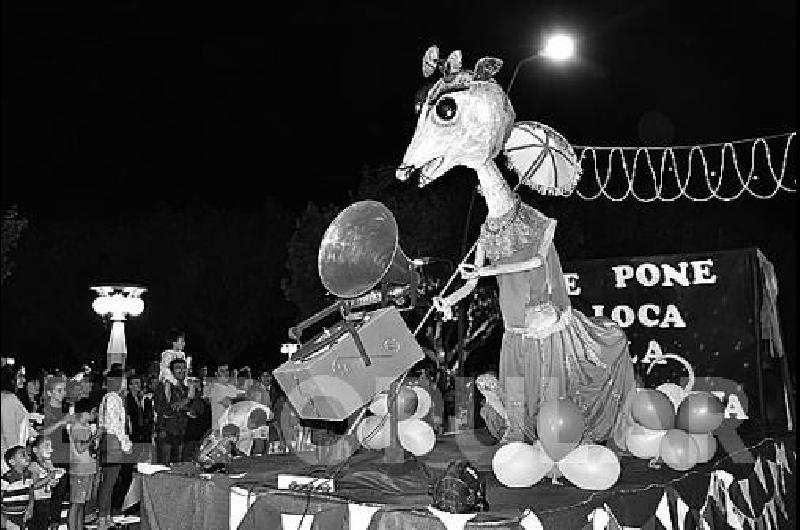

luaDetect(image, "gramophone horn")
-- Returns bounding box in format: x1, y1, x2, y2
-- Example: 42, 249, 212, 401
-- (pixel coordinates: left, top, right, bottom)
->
318, 200, 416, 298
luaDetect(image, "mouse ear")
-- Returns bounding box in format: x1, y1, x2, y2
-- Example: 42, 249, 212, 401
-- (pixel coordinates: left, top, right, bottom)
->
474, 57, 503, 80
422, 45, 440, 78
503, 121, 582, 196
443, 50, 462, 75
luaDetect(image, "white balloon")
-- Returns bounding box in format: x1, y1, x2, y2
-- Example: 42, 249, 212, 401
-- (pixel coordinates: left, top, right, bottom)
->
625, 423, 668, 459
659, 429, 699, 471
492, 441, 553, 488
357, 415, 390, 450
410, 386, 432, 420
656, 383, 685, 411
369, 393, 388, 416
691, 433, 717, 463
558, 444, 621, 490
397, 419, 436, 456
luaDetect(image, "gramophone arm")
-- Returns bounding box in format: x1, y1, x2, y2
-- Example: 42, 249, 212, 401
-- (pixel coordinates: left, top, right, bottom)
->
288, 301, 344, 342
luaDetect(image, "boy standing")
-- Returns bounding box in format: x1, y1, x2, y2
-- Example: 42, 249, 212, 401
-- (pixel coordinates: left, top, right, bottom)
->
68, 399, 98, 530
1, 446, 34, 530
28, 436, 65, 530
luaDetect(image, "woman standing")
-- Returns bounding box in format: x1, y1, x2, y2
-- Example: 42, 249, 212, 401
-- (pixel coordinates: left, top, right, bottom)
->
96, 366, 132, 530
1, 365, 34, 474
13, 365, 29, 409
20, 374, 42, 413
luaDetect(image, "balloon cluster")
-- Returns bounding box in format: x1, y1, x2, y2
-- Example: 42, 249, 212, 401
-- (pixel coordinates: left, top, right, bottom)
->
356, 384, 436, 456
626, 389, 724, 470
625, 354, 725, 471
492, 398, 621, 490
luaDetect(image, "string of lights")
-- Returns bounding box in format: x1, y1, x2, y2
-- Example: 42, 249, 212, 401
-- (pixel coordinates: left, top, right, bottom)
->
572, 132, 795, 202
357, 133, 795, 202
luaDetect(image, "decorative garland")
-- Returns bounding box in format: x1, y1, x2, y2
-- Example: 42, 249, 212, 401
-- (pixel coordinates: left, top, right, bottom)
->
573, 132, 795, 202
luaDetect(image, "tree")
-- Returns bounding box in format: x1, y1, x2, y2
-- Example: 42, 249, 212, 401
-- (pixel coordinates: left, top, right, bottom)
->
1, 202, 296, 372
1, 206, 28, 284
282, 202, 341, 317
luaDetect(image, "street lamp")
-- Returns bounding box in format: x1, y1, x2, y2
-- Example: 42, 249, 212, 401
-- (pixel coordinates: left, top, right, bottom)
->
90, 284, 146, 369
507, 32, 577, 93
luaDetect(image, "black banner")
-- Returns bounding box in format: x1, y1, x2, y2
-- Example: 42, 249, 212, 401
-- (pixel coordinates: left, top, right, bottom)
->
563, 247, 764, 428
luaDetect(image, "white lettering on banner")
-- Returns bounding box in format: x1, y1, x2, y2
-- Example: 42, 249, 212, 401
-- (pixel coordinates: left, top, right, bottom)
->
691, 259, 718, 285
640, 304, 661, 327
633, 339, 666, 365
592, 304, 687, 328
662, 262, 691, 287
612, 265, 635, 288
609, 305, 635, 327
563, 273, 581, 296
609, 259, 718, 289
710, 392, 749, 420
661, 305, 687, 328
637, 264, 661, 287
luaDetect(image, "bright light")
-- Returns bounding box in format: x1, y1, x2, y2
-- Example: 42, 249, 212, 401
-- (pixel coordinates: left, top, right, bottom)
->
281, 343, 299, 356
90, 285, 146, 319
540, 34, 575, 62
126, 297, 144, 317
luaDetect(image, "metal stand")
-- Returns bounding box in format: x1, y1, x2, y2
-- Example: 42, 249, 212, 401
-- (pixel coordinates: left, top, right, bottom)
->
385, 379, 405, 464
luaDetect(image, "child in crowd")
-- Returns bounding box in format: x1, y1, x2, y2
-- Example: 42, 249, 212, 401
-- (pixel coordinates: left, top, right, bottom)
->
28, 436, 64, 530
68, 399, 99, 530
1, 446, 34, 530
158, 328, 189, 402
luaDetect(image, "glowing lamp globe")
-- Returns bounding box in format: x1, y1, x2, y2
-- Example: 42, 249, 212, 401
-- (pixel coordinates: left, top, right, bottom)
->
92, 296, 112, 315
90, 284, 147, 369
125, 296, 144, 317
540, 34, 576, 62
91, 285, 146, 320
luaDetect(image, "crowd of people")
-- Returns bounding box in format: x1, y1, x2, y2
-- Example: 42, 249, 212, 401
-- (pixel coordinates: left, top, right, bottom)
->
1, 329, 285, 530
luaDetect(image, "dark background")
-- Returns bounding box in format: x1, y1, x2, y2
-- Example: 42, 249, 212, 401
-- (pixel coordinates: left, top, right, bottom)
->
1, 1, 795, 376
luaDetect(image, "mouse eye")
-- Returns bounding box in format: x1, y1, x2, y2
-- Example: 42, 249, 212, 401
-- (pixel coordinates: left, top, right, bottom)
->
435, 97, 457, 121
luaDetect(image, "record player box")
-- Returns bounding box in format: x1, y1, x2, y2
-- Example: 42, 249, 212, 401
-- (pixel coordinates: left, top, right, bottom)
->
274, 307, 424, 421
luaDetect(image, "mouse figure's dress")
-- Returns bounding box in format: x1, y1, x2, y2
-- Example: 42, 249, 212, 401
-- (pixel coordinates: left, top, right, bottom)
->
480, 197, 636, 446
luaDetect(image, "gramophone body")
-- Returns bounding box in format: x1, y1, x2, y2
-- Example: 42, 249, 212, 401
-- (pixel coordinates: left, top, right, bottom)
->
273, 306, 423, 421
274, 200, 425, 422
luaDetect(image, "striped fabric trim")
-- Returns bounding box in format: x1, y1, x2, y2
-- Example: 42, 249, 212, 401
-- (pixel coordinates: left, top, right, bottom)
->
1, 478, 33, 515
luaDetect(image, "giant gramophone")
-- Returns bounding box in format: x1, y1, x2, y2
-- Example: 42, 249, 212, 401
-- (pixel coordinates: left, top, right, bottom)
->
273, 201, 425, 422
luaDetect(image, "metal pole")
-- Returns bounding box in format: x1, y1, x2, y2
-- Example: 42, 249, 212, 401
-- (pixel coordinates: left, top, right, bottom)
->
385, 379, 404, 463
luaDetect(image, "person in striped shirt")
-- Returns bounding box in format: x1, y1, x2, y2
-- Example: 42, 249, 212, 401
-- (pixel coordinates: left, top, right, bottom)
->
1, 445, 34, 529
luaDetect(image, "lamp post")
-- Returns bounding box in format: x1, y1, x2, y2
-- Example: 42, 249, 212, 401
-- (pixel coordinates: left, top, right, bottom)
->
507, 32, 577, 94
90, 284, 146, 369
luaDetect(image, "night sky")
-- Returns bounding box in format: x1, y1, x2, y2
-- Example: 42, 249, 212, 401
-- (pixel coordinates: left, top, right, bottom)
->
1, 1, 796, 370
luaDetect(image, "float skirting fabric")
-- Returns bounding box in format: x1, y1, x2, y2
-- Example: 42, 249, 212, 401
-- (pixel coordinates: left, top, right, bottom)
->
134, 433, 794, 529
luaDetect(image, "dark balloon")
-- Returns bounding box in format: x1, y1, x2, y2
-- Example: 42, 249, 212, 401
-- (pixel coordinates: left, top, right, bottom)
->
676, 392, 725, 433
631, 389, 676, 430
394, 385, 419, 420
536, 398, 585, 461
